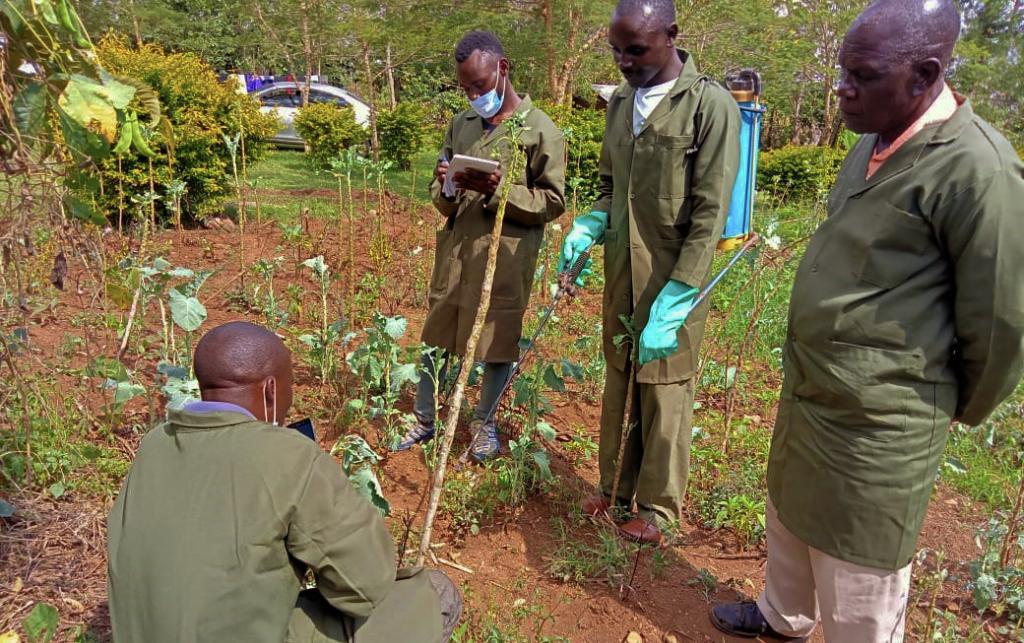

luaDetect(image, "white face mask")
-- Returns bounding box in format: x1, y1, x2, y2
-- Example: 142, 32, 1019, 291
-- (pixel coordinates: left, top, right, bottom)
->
262, 379, 278, 426
469, 61, 506, 120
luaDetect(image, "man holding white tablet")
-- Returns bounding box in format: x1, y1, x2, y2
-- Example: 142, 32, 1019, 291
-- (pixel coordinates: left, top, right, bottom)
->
393, 30, 566, 463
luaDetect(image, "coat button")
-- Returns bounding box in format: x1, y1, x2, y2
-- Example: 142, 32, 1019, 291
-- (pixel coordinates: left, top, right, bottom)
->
629, 193, 636, 200
811, 264, 819, 272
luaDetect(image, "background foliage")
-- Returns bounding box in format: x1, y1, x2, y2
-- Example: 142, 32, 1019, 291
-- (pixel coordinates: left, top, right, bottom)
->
293, 103, 367, 170
95, 35, 279, 222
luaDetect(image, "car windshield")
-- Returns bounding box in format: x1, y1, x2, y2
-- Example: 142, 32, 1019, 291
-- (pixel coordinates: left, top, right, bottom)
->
259, 90, 302, 108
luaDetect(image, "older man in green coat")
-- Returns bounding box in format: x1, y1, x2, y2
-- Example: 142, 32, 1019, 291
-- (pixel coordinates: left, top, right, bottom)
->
107, 322, 461, 642
394, 31, 566, 462
712, 1, 1024, 641
559, 0, 740, 544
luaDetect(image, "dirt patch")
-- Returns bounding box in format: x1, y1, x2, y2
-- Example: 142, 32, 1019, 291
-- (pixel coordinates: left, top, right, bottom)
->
0, 199, 1001, 641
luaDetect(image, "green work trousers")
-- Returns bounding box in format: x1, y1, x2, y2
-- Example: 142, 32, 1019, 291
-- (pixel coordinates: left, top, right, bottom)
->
598, 361, 695, 525
287, 570, 455, 643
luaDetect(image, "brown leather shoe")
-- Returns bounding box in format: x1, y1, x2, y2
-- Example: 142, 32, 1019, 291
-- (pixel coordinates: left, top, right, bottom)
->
618, 518, 662, 545
581, 494, 610, 517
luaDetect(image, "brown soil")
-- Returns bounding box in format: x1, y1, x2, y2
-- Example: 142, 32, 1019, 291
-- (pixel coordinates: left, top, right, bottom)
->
0, 199, 999, 642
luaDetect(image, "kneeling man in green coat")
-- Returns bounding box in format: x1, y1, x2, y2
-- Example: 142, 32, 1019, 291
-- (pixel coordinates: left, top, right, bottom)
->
107, 322, 461, 643
712, 1, 1024, 641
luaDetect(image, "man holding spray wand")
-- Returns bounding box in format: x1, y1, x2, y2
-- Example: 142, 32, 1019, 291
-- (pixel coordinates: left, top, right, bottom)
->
559, 0, 739, 544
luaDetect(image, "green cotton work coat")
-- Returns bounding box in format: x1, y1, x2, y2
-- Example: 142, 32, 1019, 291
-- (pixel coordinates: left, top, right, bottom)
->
768, 99, 1024, 570
423, 96, 566, 363
593, 50, 740, 383
107, 408, 440, 643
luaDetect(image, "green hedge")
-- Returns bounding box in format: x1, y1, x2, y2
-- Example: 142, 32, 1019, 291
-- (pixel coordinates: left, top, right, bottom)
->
537, 101, 605, 208
757, 145, 845, 199
96, 35, 279, 223
293, 103, 367, 170
378, 102, 430, 170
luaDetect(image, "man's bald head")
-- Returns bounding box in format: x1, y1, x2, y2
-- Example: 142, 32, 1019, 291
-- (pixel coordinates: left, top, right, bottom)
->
194, 321, 290, 389
613, 0, 676, 32
193, 322, 294, 425
851, 0, 960, 67
837, 0, 960, 143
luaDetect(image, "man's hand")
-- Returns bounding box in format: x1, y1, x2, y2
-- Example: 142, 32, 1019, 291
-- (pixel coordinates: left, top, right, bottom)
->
435, 159, 450, 185
453, 167, 502, 197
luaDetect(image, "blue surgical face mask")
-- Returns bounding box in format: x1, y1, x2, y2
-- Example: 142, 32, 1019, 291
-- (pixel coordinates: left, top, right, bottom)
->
469, 62, 506, 120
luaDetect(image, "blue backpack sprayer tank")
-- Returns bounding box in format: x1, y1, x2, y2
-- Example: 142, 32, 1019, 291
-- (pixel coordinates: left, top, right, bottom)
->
691, 69, 765, 309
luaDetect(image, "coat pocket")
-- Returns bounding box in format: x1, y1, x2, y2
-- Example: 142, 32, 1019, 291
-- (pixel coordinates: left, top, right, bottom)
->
856, 203, 935, 289
654, 134, 694, 199
428, 228, 455, 303
490, 234, 527, 308
802, 339, 917, 441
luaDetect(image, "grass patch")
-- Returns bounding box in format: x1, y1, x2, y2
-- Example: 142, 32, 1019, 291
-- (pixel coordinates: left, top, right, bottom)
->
249, 147, 438, 203
942, 383, 1024, 509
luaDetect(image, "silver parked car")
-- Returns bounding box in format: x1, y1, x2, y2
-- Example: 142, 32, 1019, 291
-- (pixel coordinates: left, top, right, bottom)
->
254, 83, 371, 148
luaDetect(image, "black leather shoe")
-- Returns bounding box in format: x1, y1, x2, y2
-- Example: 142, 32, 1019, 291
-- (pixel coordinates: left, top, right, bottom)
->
709, 601, 808, 640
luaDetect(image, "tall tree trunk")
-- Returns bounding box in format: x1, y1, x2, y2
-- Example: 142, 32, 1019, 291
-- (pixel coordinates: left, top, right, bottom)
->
790, 81, 805, 145
385, 42, 397, 109
361, 41, 381, 162
299, 0, 313, 107
128, 0, 142, 46
542, 0, 557, 100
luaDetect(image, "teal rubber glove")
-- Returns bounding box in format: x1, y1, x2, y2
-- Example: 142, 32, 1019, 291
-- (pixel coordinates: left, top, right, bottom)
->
558, 211, 608, 286
638, 280, 700, 365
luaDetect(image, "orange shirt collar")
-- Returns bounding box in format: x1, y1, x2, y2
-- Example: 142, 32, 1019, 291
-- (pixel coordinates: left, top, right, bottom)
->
866, 84, 959, 179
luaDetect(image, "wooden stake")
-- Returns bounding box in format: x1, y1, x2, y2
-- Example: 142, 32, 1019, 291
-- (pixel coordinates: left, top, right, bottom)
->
417, 117, 528, 565
610, 357, 636, 510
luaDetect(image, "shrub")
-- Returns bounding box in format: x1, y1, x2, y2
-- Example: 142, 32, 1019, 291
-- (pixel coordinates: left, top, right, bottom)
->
425, 90, 466, 149
538, 101, 605, 208
293, 103, 367, 170
95, 35, 279, 223
757, 145, 844, 200
377, 102, 430, 170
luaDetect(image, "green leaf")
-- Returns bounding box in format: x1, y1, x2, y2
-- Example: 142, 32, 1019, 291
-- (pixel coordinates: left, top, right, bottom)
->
383, 316, 407, 340
943, 456, 968, 474
531, 450, 553, 481
301, 255, 329, 279
24, 602, 59, 643
161, 375, 199, 410
168, 289, 206, 332
536, 421, 557, 441
0, 499, 15, 518
13, 81, 48, 138
112, 381, 145, 406
63, 194, 105, 226
87, 356, 129, 382
36, 0, 59, 24
560, 359, 584, 381
58, 109, 108, 160
347, 467, 390, 516
542, 364, 566, 393
391, 362, 419, 389
58, 75, 134, 142
47, 483, 65, 499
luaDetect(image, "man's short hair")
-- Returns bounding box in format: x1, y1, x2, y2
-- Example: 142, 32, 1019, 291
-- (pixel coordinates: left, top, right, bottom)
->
455, 31, 504, 64
614, 0, 677, 31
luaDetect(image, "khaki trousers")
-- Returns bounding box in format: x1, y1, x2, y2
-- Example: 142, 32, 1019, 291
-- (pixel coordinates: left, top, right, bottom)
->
598, 362, 695, 524
757, 498, 912, 643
